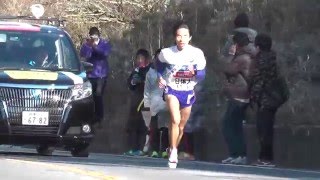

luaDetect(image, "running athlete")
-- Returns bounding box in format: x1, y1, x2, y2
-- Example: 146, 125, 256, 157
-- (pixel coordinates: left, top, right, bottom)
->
156, 22, 206, 168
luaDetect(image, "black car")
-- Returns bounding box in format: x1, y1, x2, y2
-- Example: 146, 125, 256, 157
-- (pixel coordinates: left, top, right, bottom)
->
0, 17, 95, 157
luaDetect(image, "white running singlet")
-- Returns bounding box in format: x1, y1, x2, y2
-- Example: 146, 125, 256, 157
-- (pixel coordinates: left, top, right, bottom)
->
158, 45, 206, 91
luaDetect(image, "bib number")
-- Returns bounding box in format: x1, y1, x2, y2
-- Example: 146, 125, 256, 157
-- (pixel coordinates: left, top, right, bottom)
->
174, 78, 191, 85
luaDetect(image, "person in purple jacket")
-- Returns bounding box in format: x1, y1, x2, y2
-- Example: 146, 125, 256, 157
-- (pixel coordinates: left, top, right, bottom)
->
80, 27, 112, 126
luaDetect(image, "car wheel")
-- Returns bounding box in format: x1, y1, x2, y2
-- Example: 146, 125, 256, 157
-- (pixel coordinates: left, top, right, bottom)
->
71, 144, 89, 157
36, 145, 54, 156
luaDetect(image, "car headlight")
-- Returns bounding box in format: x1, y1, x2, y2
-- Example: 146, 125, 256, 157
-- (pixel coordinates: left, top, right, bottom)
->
72, 81, 92, 100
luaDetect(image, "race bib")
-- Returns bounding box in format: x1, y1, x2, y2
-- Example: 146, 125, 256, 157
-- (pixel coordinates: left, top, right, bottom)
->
167, 64, 196, 91
174, 78, 192, 85
173, 71, 194, 78
170, 76, 194, 91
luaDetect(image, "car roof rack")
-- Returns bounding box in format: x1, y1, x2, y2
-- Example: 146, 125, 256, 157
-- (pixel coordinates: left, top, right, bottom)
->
0, 15, 66, 28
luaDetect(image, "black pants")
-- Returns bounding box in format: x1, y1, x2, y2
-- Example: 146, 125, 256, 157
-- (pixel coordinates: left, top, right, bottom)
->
256, 107, 277, 161
222, 99, 248, 157
89, 77, 107, 123
127, 109, 148, 151
149, 115, 169, 152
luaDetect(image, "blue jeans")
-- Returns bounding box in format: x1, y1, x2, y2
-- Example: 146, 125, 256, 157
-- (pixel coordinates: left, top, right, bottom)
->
222, 99, 248, 157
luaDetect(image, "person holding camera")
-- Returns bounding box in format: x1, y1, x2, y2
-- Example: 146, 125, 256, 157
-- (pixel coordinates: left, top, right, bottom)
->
80, 27, 112, 126
124, 49, 151, 156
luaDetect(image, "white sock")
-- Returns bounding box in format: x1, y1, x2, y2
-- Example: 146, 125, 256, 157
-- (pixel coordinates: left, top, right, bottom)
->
171, 148, 177, 154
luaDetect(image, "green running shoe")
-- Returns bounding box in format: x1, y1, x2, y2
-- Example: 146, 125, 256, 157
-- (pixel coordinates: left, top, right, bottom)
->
150, 151, 159, 158
162, 151, 168, 158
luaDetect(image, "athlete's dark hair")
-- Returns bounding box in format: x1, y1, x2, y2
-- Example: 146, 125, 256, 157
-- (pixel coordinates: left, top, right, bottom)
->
172, 21, 192, 36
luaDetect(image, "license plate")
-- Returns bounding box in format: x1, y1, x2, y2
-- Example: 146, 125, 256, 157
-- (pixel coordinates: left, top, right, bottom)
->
22, 111, 49, 126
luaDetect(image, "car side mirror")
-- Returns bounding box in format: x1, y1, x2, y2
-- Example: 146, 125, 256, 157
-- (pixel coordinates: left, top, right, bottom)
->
81, 61, 93, 73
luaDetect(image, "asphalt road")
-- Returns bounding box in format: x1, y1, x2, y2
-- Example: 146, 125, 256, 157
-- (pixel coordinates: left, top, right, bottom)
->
0, 145, 319, 180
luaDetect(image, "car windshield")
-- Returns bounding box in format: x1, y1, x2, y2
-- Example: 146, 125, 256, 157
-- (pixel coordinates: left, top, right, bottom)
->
0, 30, 80, 71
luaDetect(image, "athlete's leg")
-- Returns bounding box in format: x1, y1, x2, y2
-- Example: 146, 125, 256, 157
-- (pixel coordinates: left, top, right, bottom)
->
176, 106, 192, 147
165, 94, 181, 168
165, 94, 181, 150
176, 89, 195, 147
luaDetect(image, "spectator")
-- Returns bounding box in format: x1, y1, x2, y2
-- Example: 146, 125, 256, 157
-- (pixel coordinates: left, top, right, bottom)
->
220, 32, 255, 165
80, 27, 112, 126
219, 12, 257, 165
143, 48, 170, 158
124, 49, 151, 156
220, 12, 257, 63
250, 34, 289, 167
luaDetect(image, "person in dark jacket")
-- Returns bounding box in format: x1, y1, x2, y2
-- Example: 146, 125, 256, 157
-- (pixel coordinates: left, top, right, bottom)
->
80, 27, 112, 126
124, 49, 151, 156
250, 34, 289, 167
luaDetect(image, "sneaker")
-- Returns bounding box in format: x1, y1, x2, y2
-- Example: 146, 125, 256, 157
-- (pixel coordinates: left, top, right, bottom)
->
123, 150, 134, 156
230, 156, 247, 165
161, 151, 168, 158
253, 159, 275, 167
150, 151, 160, 158
168, 148, 178, 169
221, 157, 235, 164
132, 150, 145, 156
